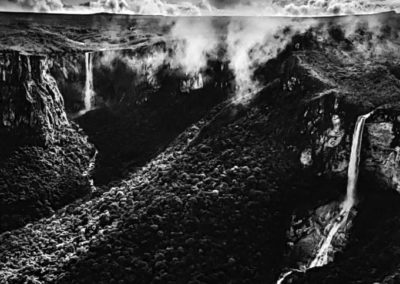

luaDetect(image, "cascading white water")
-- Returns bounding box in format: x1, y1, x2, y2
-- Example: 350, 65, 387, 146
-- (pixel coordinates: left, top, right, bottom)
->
84, 52, 94, 112
276, 271, 294, 284
276, 111, 373, 283
309, 111, 373, 268
342, 112, 373, 212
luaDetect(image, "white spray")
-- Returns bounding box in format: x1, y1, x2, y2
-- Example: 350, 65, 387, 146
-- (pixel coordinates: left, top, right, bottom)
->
84, 52, 95, 112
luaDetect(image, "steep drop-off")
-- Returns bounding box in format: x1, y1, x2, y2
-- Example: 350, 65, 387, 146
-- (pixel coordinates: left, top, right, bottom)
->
272, 30, 400, 283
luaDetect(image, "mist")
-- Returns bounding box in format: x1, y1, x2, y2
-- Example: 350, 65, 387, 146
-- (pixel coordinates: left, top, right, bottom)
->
91, 9, 398, 103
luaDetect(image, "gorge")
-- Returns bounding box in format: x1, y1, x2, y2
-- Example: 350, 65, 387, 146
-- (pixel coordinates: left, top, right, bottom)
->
1, 9, 400, 284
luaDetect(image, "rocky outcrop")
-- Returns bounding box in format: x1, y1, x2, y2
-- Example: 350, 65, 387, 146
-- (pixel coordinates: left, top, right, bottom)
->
364, 107, 400, 192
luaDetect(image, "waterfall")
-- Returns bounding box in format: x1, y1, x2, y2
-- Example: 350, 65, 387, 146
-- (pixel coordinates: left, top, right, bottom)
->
342, 112, 373, 212
276, 111, 373, 283
84, 52, 94, 112
309, 111, 373, 268
193, 73, 204, 89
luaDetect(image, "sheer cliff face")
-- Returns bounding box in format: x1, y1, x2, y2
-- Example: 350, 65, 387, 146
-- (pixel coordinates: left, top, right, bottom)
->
0, 52, 68, 149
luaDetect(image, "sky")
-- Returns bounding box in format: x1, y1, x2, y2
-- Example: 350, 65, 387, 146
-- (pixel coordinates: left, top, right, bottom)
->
2, 0, 400, 15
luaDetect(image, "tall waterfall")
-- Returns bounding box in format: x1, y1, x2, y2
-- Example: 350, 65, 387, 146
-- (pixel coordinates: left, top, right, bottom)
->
276, 111, 373, 283
84, 52, 94, 112
309, 111, 373, 268
342, 112, 373, 212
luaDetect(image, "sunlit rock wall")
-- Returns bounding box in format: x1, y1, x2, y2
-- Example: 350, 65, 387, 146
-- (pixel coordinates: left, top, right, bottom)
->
0, 51, 68, 147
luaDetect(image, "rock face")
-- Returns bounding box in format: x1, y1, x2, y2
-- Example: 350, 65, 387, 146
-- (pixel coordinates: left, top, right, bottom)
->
0, 51, 68, 149
299, 91, 350, 177
278, 51, 400, 193
0, 51, 95, 232
273, 35, 400, 282
298, 93, 400, 193
365, 108, 400, 192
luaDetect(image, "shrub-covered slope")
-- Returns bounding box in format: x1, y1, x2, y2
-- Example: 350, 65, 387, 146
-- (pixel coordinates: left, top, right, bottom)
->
0, 94, 302, 283
0, 124, 95, 233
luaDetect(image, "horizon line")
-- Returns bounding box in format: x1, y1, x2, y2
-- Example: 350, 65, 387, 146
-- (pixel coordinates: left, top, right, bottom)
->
0, 9, 397, 19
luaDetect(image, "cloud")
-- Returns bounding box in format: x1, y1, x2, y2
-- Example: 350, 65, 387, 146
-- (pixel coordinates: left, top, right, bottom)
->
87, 0, 209, 15
7, 0, 64, 12
99, 17, 219, 86
280, 0, 398, 16
204, 0, 400, 16
226, 17, 317, 99
168, 18, 218, 73
88, 0, 128, 13
3, 0, 400, 15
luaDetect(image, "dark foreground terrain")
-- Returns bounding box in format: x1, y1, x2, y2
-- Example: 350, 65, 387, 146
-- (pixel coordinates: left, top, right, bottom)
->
1, 11, 400, 284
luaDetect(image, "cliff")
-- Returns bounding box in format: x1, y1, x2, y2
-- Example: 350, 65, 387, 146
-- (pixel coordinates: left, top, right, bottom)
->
274, 48, 400, 193
0, 51, 95, 232
268, 38, 400, 283
0, 51, 68, 150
